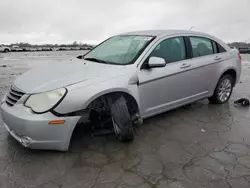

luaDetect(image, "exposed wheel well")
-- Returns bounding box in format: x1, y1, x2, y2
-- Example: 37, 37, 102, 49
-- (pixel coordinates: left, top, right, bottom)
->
70, 92, 139, 149
87, 92, 139, 117
221, 69, 237, 86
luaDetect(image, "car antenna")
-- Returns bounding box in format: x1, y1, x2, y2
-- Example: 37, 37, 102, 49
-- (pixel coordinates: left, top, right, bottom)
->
189, 26, 194, 31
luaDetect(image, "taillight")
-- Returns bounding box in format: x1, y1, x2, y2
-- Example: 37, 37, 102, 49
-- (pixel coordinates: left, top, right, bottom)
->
238, 52, 242, 61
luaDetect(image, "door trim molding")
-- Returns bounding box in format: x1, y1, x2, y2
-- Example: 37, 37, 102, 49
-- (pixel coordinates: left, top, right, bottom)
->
139, 57, 231, 85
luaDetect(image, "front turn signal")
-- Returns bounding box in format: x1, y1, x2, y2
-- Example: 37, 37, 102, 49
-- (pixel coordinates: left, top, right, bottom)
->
49, 120, 65, 125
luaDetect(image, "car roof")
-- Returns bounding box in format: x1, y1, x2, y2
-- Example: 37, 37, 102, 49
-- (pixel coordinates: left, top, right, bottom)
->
117, 30, 230, 50
119, 30, 210, 37
120, 29, 218, 39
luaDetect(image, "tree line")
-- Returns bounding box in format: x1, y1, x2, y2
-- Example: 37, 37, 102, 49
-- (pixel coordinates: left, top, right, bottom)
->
228, 42, 250, 48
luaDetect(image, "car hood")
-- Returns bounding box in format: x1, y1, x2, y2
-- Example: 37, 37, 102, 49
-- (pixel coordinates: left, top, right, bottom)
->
14, 59, 132, 93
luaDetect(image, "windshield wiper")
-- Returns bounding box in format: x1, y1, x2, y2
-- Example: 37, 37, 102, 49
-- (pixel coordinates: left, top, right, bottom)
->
84, 57, 107, 64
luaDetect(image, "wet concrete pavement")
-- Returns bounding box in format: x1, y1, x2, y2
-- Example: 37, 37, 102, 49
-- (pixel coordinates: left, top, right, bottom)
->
1, 52, 250, 188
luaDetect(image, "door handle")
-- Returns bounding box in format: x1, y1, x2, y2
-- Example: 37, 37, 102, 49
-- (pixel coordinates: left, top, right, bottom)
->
180, 63, 191, 69
214, 56, 222, 61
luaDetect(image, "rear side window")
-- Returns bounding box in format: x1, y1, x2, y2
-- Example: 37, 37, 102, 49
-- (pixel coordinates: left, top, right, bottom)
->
212, 41, 227, 54
217, 43, 227, 53
190, 37, 213, 57
149, 37, 186, 63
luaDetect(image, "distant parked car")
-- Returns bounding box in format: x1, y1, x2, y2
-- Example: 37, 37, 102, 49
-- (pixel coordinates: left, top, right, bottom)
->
52, 47, 59, 51
30, 48, 37, 52
59, 47, 71, 51
65, 47, 71, 51
71, 47, 80, 50
80, 46, 92, 50
238, 47, 250, 54
22, 47, 30, 52
59, 47, 66, 51
37, 47, 43, 51
0, 45, 11, 53
42, 47, 51, 51
11, 46, 23, 52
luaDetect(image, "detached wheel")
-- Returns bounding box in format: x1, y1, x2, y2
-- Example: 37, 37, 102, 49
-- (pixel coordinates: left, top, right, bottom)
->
110, 96, 134, 142
209, 74, 234, 104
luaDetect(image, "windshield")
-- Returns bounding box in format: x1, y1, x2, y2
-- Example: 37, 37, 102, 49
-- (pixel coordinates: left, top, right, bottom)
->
84, 35, 153, 65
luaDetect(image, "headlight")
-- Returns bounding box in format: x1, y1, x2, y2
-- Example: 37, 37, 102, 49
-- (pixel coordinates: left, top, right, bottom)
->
25, 88, 67, 113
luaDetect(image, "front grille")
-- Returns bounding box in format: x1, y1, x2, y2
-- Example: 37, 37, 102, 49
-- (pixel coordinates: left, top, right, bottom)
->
5, 86, 25, 106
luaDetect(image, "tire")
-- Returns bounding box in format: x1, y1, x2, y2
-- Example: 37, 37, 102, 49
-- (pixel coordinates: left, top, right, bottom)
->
110, 96, 134, 142
209, 74, 234, 104
4, 49, 9, 53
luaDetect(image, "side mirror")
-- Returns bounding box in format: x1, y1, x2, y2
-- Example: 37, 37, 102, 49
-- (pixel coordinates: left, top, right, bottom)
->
148, 57, 166, 68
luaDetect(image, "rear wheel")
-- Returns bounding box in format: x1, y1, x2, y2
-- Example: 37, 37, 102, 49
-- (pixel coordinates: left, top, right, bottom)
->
209, 74, 234, 104
110, 96, 134, 142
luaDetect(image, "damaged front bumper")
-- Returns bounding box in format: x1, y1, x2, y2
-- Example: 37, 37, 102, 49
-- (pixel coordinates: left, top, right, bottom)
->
0, 102, 81, 151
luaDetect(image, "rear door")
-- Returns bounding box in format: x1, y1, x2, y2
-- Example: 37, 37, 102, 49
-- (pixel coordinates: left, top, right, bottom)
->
187, 36, 230, 95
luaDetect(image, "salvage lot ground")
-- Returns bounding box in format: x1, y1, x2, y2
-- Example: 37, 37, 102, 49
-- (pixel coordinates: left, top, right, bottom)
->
0, 52, 250, 188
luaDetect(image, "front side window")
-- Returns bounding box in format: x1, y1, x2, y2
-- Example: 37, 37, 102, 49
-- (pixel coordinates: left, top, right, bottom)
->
84, 35, 153, 65
190, 37, 213, 57
148, 37, 186, 63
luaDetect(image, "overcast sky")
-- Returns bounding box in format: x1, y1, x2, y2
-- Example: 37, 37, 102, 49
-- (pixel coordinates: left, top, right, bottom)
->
0, 0, 250, 44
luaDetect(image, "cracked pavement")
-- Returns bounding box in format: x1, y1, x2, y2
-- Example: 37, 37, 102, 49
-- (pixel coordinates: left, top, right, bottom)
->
0, 52, 250, 188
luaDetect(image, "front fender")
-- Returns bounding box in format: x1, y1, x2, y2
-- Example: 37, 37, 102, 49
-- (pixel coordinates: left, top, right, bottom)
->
53, 77, 139, 115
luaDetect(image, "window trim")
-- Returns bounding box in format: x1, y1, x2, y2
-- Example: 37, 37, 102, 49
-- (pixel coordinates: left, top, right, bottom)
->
184, 36, 192, 59
141, 36, 188, 69
212, 41, 218, 53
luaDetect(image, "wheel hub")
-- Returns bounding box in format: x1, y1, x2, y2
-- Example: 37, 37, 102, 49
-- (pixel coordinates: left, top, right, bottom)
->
218, 78, 232, 102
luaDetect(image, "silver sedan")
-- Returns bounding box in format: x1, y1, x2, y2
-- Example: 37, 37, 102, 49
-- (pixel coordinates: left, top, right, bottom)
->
0, 30, 242, 151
